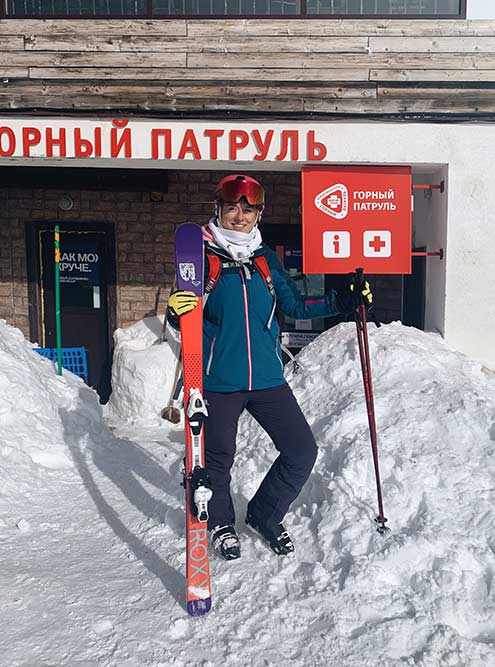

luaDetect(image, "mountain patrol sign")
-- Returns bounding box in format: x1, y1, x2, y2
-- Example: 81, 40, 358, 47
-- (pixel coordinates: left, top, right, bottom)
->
302, 166, 412, 275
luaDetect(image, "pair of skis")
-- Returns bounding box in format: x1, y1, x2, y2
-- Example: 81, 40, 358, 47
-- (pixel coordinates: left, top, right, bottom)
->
175, 223, 212, 617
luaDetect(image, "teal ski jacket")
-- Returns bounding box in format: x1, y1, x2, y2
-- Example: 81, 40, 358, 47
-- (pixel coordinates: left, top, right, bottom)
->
202, 243, 341, 393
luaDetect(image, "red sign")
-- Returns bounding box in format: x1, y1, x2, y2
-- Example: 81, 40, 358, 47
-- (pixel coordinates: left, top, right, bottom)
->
302, 166, 412, 274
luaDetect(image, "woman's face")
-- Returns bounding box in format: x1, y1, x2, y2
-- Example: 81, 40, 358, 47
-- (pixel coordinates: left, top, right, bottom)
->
220, 199, 259, 233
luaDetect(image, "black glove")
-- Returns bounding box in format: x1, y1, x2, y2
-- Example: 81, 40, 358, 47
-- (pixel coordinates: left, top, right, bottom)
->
335, 275, 374, 316
350, 279, 373, 307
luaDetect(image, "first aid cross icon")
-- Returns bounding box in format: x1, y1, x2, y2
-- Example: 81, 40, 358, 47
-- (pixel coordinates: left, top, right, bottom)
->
363, 230, 391, 258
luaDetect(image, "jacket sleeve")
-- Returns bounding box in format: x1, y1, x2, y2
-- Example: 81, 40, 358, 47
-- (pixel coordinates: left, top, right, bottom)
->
265, 246, 342, 320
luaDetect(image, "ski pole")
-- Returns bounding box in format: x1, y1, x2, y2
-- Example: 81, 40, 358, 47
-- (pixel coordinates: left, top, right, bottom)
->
353, 268, 388, 534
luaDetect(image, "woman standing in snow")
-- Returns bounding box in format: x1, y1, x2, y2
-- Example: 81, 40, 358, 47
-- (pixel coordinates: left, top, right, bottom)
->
168, 174, 372, 561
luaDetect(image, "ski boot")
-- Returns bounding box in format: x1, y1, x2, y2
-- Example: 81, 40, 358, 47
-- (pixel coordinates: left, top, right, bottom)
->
245, 510, 294, 556
211, 525, 241, 561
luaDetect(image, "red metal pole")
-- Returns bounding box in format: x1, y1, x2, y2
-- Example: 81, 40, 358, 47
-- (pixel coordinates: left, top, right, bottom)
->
412, 182, 444, 192
411, 249, 444, 259
356, 304, 387, 532
353, 270, 388, 533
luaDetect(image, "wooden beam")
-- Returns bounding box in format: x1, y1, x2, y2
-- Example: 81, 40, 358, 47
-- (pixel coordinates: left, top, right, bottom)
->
24, 35, 369, 54
370, 36, 495, 53
2, 18, 495, 39
0, 67, 28, 79
0, 37, 24, 50
186, 19, 495, 38
0, 51, 187, 67
187, 52, 495, 70
371, 69, 495, 82
378, 85, 495, 99
0, 19, 187, 35
303, 96, 495, 113
29, 67, 371, 82
0, 92, 305, 112
0, 80, 377, 99
2, 91, 494, 114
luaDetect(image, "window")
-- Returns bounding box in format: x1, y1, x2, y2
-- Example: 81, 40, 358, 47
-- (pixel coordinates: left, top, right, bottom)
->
3, 0, 465, 17
153, 0, 299, 14
6, 1, 147, 15
306, 0, 461, 15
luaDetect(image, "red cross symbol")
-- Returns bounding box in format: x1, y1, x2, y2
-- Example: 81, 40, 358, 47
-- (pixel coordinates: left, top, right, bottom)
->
369, 235, 387, 253
363, 231, 391, 258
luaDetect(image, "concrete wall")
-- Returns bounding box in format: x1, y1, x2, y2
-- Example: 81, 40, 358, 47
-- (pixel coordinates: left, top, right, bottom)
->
412, 168, 448, 334
426, 165, 449, 335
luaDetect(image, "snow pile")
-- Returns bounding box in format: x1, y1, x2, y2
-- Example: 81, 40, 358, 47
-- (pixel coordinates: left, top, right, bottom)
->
105, 315, 180, 425
230, 321, 495, 665
3, 318, 495, 666
0, 320, 103, 489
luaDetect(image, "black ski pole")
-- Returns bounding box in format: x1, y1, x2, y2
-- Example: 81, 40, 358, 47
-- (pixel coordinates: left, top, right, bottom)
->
353, 268, 388, 534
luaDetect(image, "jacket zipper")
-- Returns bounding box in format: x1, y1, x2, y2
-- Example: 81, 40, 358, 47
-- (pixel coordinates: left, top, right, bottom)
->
206, 337, 216, 375
240, 270, 253, 391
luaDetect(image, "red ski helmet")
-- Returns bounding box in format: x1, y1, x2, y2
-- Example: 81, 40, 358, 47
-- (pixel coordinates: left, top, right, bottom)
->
214, 174, 265, 208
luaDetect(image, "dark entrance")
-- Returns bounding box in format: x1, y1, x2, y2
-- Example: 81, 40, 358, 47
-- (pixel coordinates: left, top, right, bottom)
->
263, 224, 337, 356
402, 248, 427, 330
27, 222, 116, 402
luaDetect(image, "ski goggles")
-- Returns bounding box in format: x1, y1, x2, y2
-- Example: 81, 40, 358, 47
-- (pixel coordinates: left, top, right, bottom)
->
216, 179, 264, 207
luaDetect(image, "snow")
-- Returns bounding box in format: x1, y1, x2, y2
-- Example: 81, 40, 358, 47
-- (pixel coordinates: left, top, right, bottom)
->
1, 316, 495, 666
105, 316, 180, 426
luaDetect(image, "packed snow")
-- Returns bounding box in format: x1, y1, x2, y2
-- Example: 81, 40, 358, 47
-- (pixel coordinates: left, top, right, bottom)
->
1, 316, 495, 666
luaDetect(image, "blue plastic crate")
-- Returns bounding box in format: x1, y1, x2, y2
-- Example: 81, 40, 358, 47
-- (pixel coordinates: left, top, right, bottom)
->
33, 347, 88, 381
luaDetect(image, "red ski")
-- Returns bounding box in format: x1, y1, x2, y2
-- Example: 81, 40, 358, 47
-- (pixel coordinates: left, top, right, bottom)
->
174, 222, 212, 616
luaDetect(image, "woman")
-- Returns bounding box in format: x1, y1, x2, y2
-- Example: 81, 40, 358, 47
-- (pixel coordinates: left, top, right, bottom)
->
168, 174, 372, 561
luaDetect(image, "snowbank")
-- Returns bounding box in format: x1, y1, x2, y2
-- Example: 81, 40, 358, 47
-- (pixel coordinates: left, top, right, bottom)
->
231, 321, 495, 665
105, 315, 180, 426
3, 316, 495, 666
0, 320, 104, 492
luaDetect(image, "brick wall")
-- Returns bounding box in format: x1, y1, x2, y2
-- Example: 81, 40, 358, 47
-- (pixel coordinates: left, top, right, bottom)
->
0, 169, 400, 343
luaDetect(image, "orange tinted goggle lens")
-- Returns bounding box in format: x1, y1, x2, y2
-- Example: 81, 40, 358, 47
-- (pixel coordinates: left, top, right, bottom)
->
218, 180, 264, 206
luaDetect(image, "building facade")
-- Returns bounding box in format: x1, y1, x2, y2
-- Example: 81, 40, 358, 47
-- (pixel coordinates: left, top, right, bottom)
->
0, 0, 494, 398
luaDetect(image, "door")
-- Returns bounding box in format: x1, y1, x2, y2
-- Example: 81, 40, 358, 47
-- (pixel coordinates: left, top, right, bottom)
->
37, 226, 114, 401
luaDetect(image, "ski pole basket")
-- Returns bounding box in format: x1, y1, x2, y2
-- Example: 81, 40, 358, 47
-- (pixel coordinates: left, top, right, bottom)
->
33, 347, 89, 382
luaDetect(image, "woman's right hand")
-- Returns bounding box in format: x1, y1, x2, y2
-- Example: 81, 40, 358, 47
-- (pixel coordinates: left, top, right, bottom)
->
168, 291, 199, 318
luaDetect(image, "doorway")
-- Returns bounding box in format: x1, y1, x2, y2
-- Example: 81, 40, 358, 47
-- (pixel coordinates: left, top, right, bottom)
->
26, 222, 116, 402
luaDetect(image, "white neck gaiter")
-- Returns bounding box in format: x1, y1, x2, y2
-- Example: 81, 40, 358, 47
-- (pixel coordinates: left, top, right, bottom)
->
207, 219, 262, 260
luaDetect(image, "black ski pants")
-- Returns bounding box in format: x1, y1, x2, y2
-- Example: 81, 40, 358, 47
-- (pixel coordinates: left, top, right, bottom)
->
204, 382, 318, 530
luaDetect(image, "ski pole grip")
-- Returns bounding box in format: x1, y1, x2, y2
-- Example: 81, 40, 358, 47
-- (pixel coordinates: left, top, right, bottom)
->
355, 267, 364, 291
353, 267, 365, 307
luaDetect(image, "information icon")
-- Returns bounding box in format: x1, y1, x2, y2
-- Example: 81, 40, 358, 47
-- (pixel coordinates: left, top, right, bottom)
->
323, 231, 351, 258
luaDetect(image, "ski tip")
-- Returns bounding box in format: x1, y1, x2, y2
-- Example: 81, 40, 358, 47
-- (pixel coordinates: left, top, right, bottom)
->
187, 597, 212, 617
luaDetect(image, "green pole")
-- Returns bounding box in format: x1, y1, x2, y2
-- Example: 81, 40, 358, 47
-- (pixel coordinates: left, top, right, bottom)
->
54, 226, 62, 376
